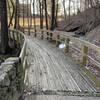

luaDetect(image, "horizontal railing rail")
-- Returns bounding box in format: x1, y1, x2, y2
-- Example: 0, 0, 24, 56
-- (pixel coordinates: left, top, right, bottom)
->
24, 27, 100, 87
8, 29, 27, 81
0, 29, 28, 97
9, 29, 27, 62
25, 28, 100, 68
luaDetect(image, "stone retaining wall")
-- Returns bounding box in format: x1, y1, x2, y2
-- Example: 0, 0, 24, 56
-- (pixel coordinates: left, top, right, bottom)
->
0, 57, 24, 100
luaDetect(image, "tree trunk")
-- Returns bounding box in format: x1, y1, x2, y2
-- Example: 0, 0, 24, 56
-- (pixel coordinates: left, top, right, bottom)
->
14, 0, 19, 29
23, 0, 25, 28
33, 0, 36, 35
0, 0, 9, 54
8, 0, 15, 28
69, 0, 71, 23
50, 0, 56, 30
55, 0, 59, 27
27, 0, 30, 35
62, 0, 67, 23
39, 0, 43, 29
44, 0, 48, 29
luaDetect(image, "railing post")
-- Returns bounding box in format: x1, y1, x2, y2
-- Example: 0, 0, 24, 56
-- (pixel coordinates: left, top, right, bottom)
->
17, 31, 20, 47
50, 33, 53, 41
12, 30, 15, 46
64, 38, 70, 53
19, 34, 22, 44
22, 27, 24, 33
17, 32, 19, 42
41, 31, 44, 39
34, 29, 37, 37
19, 33, 21, 44
47, 32, 49, 40
56, 34, 60, 47
8, 30, 10, 42
82, 45, 88, 66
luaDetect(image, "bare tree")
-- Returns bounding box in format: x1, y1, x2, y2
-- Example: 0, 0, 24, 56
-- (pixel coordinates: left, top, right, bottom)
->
7, 0, 15, 28
50, 0, 56, 30
14, 0, 19, 29
62, 0, 67, 22
55, 0, 59, 27
68, 0, 71, 23
38, 0, 43, 29
44, 0, 49, 29
33, 0, 36, 36
27, 0, 30, 35
0, 0, 9, 54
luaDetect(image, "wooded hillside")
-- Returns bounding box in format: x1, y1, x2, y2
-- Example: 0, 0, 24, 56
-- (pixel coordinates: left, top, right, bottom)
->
58, 5, 100, 32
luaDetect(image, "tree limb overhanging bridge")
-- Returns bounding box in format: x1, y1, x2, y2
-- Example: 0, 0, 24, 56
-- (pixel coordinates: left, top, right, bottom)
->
1, 0, 100, 99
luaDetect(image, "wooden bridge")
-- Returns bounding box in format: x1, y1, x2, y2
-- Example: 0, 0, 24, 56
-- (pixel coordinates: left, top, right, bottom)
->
8, 29, 100, 100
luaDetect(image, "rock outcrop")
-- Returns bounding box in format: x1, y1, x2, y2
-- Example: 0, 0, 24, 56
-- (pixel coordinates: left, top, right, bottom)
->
0, 57, 24, 100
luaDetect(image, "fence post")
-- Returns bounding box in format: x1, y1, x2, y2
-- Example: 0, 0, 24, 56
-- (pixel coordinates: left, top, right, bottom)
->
12, 30, 16, 46
50, 33, 53, 41
64, 38, 70, 53
41, 31, 44, 39
17, 31, 20, 47
34, 29, 37, 37
82, 45, 88, 66
47, 32, 49, 40
56, 34, 60, 47
8, 30, 10, 42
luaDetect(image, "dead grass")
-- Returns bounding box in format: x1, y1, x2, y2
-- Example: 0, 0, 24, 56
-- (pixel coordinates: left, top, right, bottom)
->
9, 18, 50, 28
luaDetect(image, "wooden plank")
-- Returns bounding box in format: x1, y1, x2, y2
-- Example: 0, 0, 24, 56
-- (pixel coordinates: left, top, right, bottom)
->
25, 28, 100, 68
24, 38, 96, 93
25, 95, 100, 100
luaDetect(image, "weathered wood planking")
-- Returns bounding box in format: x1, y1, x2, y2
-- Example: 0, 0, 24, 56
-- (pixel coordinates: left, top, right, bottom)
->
25, 95, 100, 100
24, 38, 96, 93
24, 28, 100, 68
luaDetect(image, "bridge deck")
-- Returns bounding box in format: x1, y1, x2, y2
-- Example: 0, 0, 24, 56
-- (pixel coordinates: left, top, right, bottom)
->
23, 37, 98, 100
24, 37, 96, 92
24, 95, 100, 100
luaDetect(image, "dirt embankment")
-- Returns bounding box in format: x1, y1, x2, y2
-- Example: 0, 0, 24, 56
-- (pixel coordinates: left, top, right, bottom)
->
86, 26, 100, 46
57, 6, 100, 45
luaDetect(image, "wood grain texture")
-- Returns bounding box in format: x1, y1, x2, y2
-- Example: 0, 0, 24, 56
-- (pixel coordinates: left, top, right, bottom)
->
25, 95, 100, 100
24, 37, 96, 93
23, 37, 99, 100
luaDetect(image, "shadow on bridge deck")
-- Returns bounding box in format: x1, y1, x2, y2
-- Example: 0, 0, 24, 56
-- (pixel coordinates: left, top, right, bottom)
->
23, 37, 98, 100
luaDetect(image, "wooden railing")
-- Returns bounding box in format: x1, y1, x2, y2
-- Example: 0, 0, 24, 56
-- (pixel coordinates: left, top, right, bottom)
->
25, 28, 100, 87
9, 29, 27, 62
8, 29, 27, 82
25, 28, 100, 68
